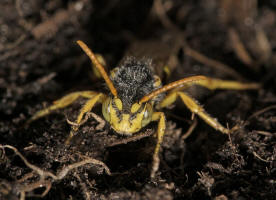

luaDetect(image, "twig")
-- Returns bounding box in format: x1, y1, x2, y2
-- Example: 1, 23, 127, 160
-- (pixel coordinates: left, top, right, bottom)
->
183, 44, 244, 80
248, 105, 276, 120
255, 26, 271, 64
0, 34, 27, 52
152, 0, 245, 81
228, 28, 254, 67
31, 0, 88, 39
152, 0, 178, 30
36, 72, 56, 85
254, 130, 273, 137
66, 111, 106, 134
107, 129, 155, 147
0, 144, 110, 199
181, 118, 197, 140
252, 151, 271, 163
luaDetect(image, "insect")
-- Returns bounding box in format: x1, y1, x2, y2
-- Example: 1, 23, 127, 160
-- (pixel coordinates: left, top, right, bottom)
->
27, 40, 259, 178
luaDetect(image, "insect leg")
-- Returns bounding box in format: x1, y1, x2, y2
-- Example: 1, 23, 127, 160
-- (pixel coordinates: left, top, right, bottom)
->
158, 91, 230, 134
177, 92, 230, 133
151, 112, 166, 178
193, 77, 260, 90
66, 93, 106, 144
26, 91, 98, 125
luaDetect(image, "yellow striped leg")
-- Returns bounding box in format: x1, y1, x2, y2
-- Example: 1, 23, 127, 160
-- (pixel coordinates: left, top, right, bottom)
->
151, 112, 166, 178
158, 91, 230, 134
26, 91, 98, 125
66, 93, 106, 144
191, 77, 260, 90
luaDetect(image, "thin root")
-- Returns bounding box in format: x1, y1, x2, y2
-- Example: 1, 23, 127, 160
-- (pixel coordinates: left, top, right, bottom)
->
0, 144, 111, 199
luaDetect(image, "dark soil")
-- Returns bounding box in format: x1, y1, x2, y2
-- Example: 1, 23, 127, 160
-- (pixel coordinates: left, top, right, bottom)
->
0, 0, 275, 199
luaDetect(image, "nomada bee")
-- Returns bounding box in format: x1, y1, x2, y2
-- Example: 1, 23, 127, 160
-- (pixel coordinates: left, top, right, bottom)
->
27, 40, 259, 178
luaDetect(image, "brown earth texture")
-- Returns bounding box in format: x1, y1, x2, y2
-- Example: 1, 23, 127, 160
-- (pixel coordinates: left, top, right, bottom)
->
0, 0, 275, 200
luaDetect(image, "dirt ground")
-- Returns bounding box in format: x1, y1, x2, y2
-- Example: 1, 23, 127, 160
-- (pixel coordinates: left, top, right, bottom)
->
0, 0, 275, 199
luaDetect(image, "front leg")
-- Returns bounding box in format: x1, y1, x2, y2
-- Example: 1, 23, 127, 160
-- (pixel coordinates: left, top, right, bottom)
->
66, 93, 106, 144
158, 91, 230, 134
151, 112, 166, 178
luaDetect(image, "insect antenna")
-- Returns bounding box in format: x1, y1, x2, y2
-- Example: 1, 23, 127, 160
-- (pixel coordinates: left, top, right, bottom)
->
77, 40, 118, 97
139, 75, 207, 103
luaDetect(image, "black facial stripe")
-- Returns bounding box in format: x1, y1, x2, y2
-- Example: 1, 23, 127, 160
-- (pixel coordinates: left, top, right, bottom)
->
130, 104, 145, 121
137, 104, 144, 113
111, 99, 122, 122
130, 113, 137, 121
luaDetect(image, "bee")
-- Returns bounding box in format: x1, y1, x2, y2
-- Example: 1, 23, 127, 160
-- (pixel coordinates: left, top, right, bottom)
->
27, 40, 259, 178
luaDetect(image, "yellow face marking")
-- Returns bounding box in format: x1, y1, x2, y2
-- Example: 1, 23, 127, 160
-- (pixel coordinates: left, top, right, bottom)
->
131, 103, 141, 113
111, 112, 144, 135
102, 97, 153, 135
114, 98, 123, 111
102, 97, 111, 122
